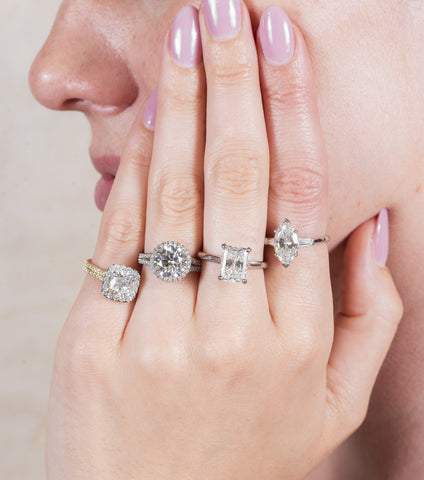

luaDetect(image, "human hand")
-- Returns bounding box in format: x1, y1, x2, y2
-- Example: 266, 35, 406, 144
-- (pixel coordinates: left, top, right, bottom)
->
46, 2, 403, 479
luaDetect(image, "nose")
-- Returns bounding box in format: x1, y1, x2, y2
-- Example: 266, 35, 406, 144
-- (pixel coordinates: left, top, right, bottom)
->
29, 4, 138, 114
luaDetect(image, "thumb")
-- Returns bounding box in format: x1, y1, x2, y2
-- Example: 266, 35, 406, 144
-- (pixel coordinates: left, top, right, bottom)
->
323, 210, 403, 448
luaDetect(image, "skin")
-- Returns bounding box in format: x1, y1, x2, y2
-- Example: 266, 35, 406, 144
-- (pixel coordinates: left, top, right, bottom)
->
29, 0, 423, 478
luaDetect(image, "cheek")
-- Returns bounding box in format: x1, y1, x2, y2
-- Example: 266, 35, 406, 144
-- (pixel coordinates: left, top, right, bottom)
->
307, 8, 413, 242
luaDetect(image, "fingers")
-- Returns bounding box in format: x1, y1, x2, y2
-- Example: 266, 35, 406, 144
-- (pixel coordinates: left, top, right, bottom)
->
65, 93, 154, 351
196, 0, 270, 328
125, 6, 206, 343
323, 211, 403, 447
257, 8, 331, 347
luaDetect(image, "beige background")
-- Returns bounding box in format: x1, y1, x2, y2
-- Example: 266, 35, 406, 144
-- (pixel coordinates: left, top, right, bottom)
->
1, 1, 99, 478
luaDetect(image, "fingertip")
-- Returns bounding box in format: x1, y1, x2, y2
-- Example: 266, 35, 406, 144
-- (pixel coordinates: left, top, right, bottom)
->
258, 5, 295, 66
340, 218, 377, 317
373, 208, 389, 267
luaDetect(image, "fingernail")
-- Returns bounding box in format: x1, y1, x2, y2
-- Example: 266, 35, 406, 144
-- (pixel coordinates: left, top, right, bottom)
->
374, 209, 389, 267
204, 0, 241, 41
259, 6, 294, 65
143, 87, 157, 131
171, 6, 202, 67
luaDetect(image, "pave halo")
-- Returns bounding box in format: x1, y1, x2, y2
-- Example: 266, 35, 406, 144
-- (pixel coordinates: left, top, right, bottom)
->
101, 265, 141, 302
83, 260, 141, 303
150, 241, 192, 282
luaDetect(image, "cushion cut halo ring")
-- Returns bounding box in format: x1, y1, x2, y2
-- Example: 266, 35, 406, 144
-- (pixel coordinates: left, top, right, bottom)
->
83, 260, 141, 303
265, 218, 330, 268
138, 241, 201, 282
197, 244, 268, 284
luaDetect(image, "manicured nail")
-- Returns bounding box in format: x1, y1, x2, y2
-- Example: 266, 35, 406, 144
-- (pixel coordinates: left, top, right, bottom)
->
374, 209, 389, 267
143, 87, 157, 131
204, 0, 241, 41
171, 6, 202, 67
259, 6, 294, 65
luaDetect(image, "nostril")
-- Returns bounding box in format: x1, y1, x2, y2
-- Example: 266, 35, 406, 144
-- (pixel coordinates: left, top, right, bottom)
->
63, 98, 82, 109
28, 21, 139, 114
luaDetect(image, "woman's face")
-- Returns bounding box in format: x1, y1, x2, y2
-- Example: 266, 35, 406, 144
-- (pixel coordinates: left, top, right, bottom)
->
29, 0, 423, 247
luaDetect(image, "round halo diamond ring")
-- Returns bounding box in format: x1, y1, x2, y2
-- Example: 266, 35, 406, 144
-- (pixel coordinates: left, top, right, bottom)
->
83, 260, 141, 302
264, 218, 329, 268
138, 241, 201, 282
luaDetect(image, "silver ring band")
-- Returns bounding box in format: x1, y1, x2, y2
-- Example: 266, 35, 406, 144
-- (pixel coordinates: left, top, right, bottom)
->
264, 236, 329, 247
197, 252, 267, 269
138, 253, 201, 271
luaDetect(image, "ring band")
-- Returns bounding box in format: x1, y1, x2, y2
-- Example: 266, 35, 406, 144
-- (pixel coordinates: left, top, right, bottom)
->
265, 218, 330, 268
83, 260, 141, 302
138, 241, 201, 282
198, 244, 268, 284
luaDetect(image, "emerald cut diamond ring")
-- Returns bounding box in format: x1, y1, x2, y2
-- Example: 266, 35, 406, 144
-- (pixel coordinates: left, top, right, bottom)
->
198, 244, 268, 284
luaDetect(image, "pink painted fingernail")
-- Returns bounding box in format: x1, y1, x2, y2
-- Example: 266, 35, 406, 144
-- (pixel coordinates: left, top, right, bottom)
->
143, 87, 157, 131
374, 209, 389, 267
171, 6, 202, 67
259, 6, 294, 65
204, 0, 241, 41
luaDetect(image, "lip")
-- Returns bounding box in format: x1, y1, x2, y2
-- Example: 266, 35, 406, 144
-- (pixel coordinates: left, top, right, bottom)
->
90, 154, 120, 177
90, 154, 121, 211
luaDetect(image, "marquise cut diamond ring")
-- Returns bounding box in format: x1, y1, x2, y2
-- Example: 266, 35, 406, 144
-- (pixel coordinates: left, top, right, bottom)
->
83, 260, 141, 302
138, 241, 201, 282
198, 244, 268, 284
265, 218, 330, 268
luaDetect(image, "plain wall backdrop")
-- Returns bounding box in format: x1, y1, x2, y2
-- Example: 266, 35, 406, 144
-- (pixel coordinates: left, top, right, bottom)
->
1, 1, 100, 477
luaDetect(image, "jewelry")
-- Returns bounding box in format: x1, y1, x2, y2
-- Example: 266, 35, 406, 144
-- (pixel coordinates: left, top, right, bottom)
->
83, 260, 141, 302
198, 244, 268, 284
138, 241, 201, 282
264, 218, 329, 268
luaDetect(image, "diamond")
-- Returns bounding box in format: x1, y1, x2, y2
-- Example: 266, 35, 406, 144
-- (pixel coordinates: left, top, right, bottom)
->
101, 265, 140, 302
219, 244, 251, 283
274, 219, 299, 268
150, 241, 192, 282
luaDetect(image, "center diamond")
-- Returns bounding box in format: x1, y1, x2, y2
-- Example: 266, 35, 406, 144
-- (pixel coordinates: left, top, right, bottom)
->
101, 265, 140, 302
274, 219, 299, 268
219, 244, 251, 283
150, 241, 192, 282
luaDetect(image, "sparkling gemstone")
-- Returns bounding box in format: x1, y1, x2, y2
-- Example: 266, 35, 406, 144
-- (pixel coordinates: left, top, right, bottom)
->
274, 218, 299, 268
219, 244, 250, 283
101, 265, 140, 302
150, 241, 192, 282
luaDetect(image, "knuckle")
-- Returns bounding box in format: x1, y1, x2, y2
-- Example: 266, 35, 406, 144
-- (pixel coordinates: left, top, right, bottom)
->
270, 164, 325, 210
384, 290, 404, 325
161, 71, 203, 113
197, 336, 255, 381
209, 43, 254, 88
206, 149, 267, 200
156, 173, 202, 223
123, 151, 151, 174
267, 74, 312, 110
102, 206, 143, 254
136, 342, 187, 381
55, 326, 112, 382
285, 325, 322, 368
